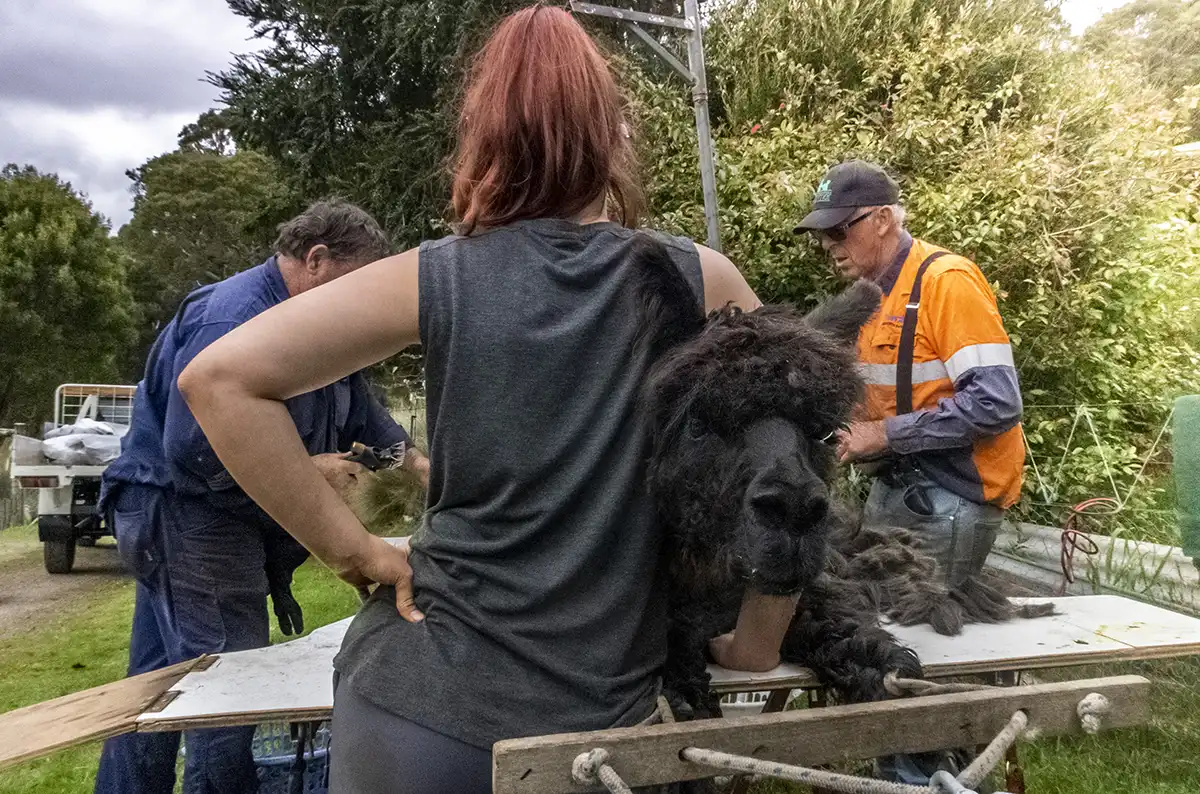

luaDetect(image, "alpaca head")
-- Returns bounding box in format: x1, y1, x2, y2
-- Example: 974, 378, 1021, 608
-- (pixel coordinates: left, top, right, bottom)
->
645, 280, 881, 598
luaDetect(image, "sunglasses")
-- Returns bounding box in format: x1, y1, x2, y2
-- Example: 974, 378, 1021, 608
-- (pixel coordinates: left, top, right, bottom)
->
813, 208, 878, 243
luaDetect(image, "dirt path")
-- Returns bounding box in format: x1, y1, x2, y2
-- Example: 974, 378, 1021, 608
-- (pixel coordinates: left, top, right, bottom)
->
0, 535, 127, 639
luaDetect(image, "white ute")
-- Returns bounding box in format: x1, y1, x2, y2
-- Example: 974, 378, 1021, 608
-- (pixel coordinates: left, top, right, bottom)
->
9, 384, 136, 573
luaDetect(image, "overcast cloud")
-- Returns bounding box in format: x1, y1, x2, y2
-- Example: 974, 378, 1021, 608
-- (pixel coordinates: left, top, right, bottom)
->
1, 0, 1129, 232
0, 0, 256, 229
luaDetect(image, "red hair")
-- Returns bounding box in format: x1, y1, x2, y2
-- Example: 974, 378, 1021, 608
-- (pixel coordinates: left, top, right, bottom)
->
451, 6, 644, 234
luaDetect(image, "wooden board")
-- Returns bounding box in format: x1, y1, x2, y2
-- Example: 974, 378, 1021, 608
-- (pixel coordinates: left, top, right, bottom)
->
1048, 595, 1200, 652
709, 595, 1200, 693
0, 658, 205, 771
136, 596, 1200, 726
136, 620, 348, 732
492, 675, 1151, 794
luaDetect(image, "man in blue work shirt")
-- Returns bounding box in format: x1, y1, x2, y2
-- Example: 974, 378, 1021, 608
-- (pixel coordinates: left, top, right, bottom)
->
94, 200, 429, 794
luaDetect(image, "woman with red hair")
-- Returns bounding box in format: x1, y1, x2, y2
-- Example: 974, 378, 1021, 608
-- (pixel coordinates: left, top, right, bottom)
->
181, 6, 789, 791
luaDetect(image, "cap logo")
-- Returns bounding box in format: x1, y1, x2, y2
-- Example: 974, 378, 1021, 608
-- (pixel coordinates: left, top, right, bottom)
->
814, 179, 833, 205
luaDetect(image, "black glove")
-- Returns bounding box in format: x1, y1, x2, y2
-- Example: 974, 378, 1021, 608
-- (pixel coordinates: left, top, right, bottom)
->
263, 525, 311, 636
271, 578, 304, 636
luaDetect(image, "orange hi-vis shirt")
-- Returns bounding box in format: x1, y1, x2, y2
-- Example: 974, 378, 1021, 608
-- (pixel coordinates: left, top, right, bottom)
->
858, 235, 1025, 508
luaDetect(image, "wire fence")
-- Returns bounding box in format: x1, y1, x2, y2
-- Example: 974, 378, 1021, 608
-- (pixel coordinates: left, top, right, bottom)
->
1019, 400, 1179, 544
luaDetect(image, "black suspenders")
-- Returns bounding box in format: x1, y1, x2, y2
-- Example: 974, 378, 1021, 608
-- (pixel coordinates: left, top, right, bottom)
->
895, 251, 948, 415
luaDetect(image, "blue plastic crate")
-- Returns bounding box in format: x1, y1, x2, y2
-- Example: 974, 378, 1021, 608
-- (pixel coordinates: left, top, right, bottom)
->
253, 722, 331, 794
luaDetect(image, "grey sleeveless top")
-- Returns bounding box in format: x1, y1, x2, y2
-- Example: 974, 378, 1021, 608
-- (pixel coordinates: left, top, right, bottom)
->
333, 218, 704, 750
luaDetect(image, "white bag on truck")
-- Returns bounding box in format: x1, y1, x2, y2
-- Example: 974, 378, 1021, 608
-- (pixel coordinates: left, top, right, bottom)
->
41, 433, 124, 465
43, 418, 128, 439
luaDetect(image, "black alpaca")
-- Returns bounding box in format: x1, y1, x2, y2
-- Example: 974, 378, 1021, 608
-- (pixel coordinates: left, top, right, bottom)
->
632, 235, 1047, 722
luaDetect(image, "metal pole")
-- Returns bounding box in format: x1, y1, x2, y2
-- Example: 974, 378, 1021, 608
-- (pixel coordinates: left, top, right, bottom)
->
684, 0, 721, 252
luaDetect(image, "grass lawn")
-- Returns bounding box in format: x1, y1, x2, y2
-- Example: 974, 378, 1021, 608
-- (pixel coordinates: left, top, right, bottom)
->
0, 538, 360, 794
0, 522, 40, 566
2, 521, 1199, 794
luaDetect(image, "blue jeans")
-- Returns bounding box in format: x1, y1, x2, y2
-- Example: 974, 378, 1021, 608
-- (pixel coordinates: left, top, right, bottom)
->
864, 472, 1003, 788
94, 487, 269, 794
863, 473, 1002, 588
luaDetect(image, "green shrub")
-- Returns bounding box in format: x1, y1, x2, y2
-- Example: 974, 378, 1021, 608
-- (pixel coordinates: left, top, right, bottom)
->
628, 0, 1200, 540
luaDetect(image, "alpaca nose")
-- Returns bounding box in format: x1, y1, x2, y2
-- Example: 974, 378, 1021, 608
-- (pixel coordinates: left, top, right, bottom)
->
746, 481, 829, 532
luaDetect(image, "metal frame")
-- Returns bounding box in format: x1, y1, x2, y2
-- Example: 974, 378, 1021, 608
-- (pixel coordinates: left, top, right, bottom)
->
571, 1, 722, 252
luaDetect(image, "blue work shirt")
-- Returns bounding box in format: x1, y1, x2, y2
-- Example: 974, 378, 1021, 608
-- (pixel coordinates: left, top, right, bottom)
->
102, 257, 409, 529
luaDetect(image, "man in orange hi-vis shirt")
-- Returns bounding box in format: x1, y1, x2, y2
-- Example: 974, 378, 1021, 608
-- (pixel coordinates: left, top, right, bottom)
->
796, 160, 1024, 588
795, 160, 1025, 786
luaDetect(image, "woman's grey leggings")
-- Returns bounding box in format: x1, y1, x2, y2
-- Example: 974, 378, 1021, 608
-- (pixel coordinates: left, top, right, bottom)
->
329, 678, 492, 794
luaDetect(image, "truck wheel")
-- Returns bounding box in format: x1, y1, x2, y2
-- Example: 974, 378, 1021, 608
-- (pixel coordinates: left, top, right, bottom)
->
44, 539, 76, 574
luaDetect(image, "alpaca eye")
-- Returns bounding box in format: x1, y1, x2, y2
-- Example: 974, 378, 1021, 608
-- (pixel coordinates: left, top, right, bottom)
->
686, 416, 708, 440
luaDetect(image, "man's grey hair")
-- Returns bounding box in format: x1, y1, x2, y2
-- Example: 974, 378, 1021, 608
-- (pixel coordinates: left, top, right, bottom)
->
886, 203, 907, 230
274, 199, 390, 264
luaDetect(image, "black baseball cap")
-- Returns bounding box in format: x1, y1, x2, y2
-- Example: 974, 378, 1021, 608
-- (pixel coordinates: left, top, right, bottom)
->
793, 160, 901, 232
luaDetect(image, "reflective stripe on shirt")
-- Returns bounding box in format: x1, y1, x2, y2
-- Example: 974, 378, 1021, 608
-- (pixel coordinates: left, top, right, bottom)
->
944, 343, 1015, 383
858, 359, 949, 387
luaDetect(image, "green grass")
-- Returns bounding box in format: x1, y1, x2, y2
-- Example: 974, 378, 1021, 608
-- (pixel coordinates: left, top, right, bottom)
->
0, 554, 361, 794
0, 522, 40, 566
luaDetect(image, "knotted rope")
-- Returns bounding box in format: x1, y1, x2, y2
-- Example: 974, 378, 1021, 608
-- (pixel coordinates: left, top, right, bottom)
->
1078, 692, 1111, 735
571, 748, 634, 794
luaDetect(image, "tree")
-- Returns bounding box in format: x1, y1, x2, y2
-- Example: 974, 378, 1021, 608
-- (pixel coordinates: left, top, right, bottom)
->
0, 166, 137, 426
178, 109, 238, 156
213, 0, 685, 246
1084, 0, 1200, 138
117, 135, 297, 376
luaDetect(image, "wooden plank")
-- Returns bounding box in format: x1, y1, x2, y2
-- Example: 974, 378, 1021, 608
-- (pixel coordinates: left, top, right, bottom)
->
0, 658, 205, 771
142, 706, 334, 733
708, 594, 1200, 694
708, 663, 820, 694
492, 675, 1151, 794
137, 618, 348, 731
1045, 595, 1200, 650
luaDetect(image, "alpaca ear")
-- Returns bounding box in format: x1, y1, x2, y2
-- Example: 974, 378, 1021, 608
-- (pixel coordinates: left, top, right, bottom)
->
803, 279, 882, 343
631, 234, 704, 355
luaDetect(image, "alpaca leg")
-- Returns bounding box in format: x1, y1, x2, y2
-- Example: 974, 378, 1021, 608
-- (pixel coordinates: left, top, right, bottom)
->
664, 598, 730, 722
779, 580, 921, 703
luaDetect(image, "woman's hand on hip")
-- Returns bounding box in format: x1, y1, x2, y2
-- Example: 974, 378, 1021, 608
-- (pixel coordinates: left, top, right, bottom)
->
339, 535, 424, 623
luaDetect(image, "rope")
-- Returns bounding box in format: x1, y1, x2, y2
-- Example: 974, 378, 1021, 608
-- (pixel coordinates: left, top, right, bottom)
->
656, 695, 676, 724
929, 771, 982, 794
681, 747, 927, 794
956, 710, 1028, 790
572, 749, 634, 794
1078, 692, 1111, 735
883, 673, 995, 698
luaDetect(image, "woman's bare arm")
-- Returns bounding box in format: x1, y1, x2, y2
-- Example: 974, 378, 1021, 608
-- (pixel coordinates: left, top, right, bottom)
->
178, 249, 426, 620
697, 244, 762, 313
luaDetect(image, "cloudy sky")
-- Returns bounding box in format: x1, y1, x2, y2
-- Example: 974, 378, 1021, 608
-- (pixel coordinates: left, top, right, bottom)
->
1, 0, 1130, 232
